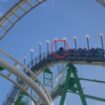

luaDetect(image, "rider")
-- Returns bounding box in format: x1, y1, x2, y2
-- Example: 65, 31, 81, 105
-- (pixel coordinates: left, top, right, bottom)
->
57, 47, 64, 56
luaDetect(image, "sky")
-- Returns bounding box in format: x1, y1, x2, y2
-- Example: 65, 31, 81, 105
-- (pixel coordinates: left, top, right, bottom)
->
0, 0, 105, 105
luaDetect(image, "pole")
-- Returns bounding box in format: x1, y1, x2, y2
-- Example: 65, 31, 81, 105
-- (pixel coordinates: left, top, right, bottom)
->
85, 35, 90, 50
54, 38, 57, 52
39, 43, 42, 55
23, 56, 26, 65
46, 40, 50, 55
99, 33, 104, 50
23, 56, 26, 72
38, 43, 42, 61
63, 37, 67, 50
73, 36, 77, 49
30, 49, 34, 66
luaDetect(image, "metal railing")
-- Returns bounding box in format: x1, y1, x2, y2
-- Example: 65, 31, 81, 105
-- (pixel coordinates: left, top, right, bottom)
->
2, 48, 105, 105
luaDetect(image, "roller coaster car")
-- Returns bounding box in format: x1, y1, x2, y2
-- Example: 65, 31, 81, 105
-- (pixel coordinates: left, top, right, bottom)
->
88, 48, 104, 58
68, 48, 105, 59
76, 48, 87, 57
49, 47, 105, 60
68, 49, 77, 57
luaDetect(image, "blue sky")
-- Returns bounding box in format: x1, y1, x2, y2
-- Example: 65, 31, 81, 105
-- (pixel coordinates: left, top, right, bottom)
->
0, 0, 105, 105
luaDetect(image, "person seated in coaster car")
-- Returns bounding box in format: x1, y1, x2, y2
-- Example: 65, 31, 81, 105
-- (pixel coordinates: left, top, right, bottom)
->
57, 47, 64, 56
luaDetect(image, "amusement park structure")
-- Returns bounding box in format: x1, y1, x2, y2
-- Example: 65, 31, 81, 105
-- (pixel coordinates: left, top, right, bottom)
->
0, 0, 105, 105
96, 0, 105, 7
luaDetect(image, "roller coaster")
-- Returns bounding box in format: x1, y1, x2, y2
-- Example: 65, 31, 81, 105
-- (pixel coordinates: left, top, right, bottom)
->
0, 0, 105, 105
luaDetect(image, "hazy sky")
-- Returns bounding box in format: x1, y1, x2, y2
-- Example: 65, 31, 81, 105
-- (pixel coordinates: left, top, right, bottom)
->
0, 0, 105, 105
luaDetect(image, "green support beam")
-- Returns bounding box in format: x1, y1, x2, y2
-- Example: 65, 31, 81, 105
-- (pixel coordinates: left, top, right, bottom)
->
59, 64, 72, 105
15, 92, 28, 105
59, 63, 87, 105
71, 64, 87, 105
15, 94, 23, 105
67, 91, 105, 103
80, 78, 105, 84
0, 66, 4, 71
85, 94, 105, 102
43, 67, 53, 88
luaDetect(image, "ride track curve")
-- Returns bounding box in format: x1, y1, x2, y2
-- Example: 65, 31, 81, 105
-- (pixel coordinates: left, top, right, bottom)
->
19, 48, 105, 105
1, 47, 105, 105
0, 0, 46, 40
0, 0, 103, 41
0, 0, 105, 105
0, 49, 53, 105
